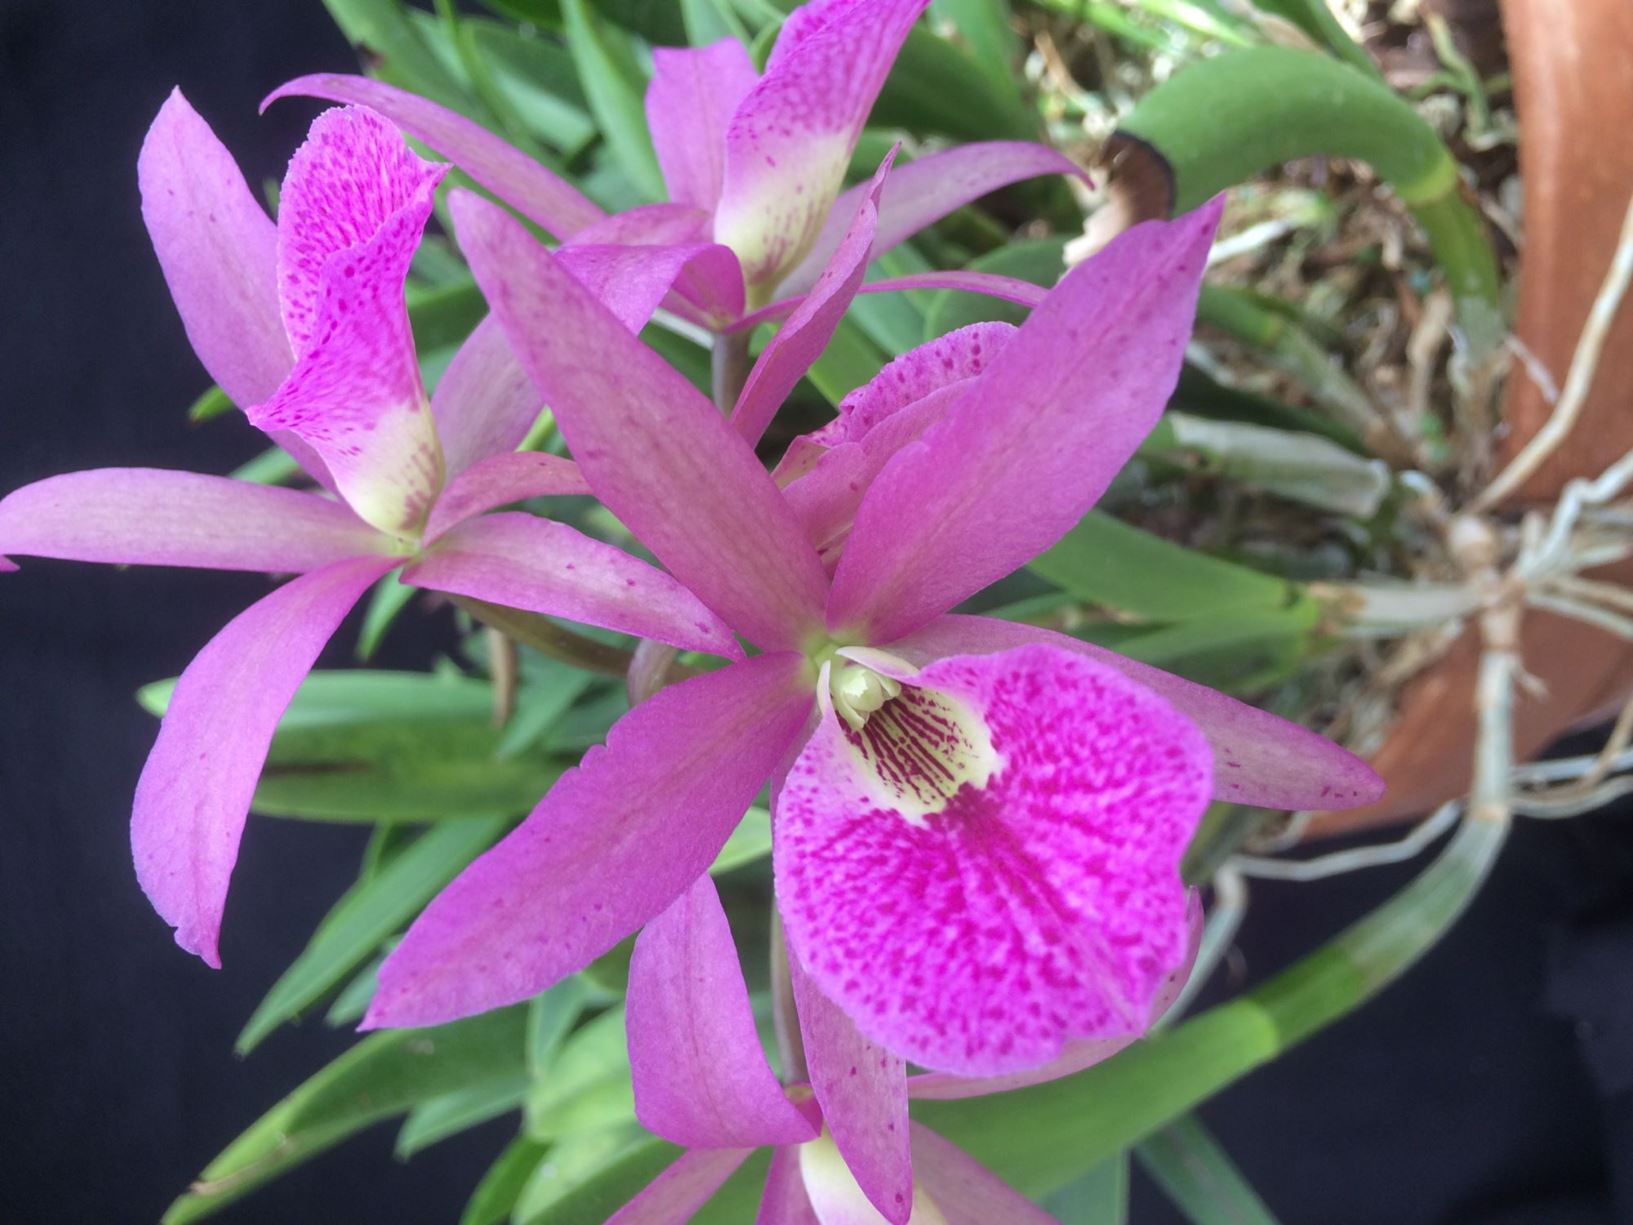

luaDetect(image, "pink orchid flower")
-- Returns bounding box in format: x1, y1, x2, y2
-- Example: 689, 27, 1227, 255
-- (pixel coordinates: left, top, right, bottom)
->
612, 876, 1200, 1223
265, 0, 1082, 327
0, 92, 745, 968
360, 185, 1383, 1104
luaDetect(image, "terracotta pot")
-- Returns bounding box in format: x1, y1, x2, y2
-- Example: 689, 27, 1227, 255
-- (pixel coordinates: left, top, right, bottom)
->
1311, 0, 1633, 834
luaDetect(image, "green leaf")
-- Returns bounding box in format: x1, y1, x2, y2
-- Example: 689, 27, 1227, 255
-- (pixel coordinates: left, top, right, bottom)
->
1043, 1151, 1128, 1223
1136, 1114, 1281, 1225
1101, 609, 1319, 693
924, 236, 1067, 338
356, 569, 415, 661
188, 383, 234, 424
525, 1006, 632, 1141
681, 0, 749, 43
930, 0, 1022, 100
407, 277, 489, 353
1244, 0, 1378, 78
397, 1074, 532, 1157
1122, 47, 1502, 353
873, 25, 1036, 141
561, 0, 665, 200
460, 1136, 549, 1225
321, 0, 476, 114
517, 1127, 678, 1225
325, 953, 386, 1027
711, 806, 772, 874
164, 1007, 528, 1223
138, 669, 495, 729
1030, 511, 1305, 622
470, 23, 598, 158
528, 978, 593, 1075
227, 447, 305, 486
236, 816, 507, 1054
914, 815, 1510, 1198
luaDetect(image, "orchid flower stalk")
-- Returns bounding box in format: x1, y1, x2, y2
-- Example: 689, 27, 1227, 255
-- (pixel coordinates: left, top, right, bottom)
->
357, 185, 1383, 1218
0, 93, 745, 967
266, 0, 1082, 332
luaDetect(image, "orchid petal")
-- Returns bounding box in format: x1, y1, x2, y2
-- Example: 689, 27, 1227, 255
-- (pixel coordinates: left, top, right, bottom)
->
891, 614, 1383, 808
364, 652, 814, 1028
138, 91, 331, 488
714, 0, 930, 287
570, 202, 715, 246
423, 452, 588, 541
907, 893, 1202, 1100
431, 317, 541, 478
404, 511, 742, 659
758, 1147, 821, 1225
777, 324, 1014, 565
647, 40, 761, 212
776, 643, 1210, 1077
133, 554, 396, 966
788, 946, 912, 1224
138, 90, 291, 411
0, 469, 394, 572
908, 1124, 1060, 1225
565, 205, 744, 325
827, 202, 1222, 644
556, 241, 745, 332
731, 151, 893, 449
453, 191, 828, 651
735, 273, 1044, 334
265, 74, 605, 239
608, 1147, 755, 1225
251, 107, 447, 535
780, 142, 1089, 296
628, 875, 820, 1148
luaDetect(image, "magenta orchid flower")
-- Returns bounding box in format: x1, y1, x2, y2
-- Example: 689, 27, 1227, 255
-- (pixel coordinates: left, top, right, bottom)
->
265, 0, 1083, 328
360, 181, 1382, 1109
0, 92, 744, 967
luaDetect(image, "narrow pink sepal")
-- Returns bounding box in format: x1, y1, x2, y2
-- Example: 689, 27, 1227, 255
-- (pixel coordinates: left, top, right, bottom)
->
431, 317, 541, 479
555, 241, 745, 333
570, 203, 715, 247
251, 107, 446, 535
0, 469, 394, 573
608, 1147, 756, 1225
714, 0, 930, 287
564, 206, 746, 326
780, 141, 1089, 296
403, 512, 742, 659
265, 74, 605, 239
907, 892, 1201, 1100
734, 273, 1044, 335
827, 200, 1223, 644
910, 1125, 1061, 1225
363, 653, 814, 1028
138, 90, 292, 411
731, 150, 894, 449
757, 1148, 821, 1225
452, 191, 829, 651
892, 614, 1384, 809
628, 876, 820, 1148
787, 947, 912, 1224
777, 324, 1015, 566
423, 452, 589, 542
776, 644, 1210, 1077
647, 40, 760, 212
133, 554, 396, 967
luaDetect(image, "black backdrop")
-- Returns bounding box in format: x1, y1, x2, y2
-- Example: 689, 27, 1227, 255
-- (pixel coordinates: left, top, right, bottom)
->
1, 2, 1629, 1222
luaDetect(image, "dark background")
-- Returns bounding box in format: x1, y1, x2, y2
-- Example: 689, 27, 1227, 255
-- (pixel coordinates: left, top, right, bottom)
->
1, 2, 1629, 1221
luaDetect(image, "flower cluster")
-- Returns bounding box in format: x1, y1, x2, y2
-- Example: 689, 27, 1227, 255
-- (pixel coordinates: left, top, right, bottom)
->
0, 1, 1382, 1219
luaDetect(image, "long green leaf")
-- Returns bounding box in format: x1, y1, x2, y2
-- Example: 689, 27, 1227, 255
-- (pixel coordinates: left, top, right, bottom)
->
561, 0, 664, 200
236, 816, 508, 1053
929, 0, 1022, 101
1122, 47, 1502, 353
1244, 0, 1377, 78
164, 1007, 528, 1223
397, 1073, 532, 1157
1136, 1114, 1281, 1225
460, 1136, 549, 1225
138, 669, 495, 729
321, 0, 476, 113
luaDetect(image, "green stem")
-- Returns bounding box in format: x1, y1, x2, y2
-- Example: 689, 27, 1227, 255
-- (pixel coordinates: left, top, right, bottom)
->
711, 329, 752, 414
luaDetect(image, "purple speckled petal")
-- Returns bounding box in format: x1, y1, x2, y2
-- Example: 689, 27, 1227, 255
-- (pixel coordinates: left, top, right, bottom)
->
404, 512, 741, 659
776, 643, 1211, 1077
779, 142, 1089, 296
250, 107, 446, 535
826, 201, 1221, 644
133, 554, 396, 967
423, 452, 588, 541
907, 892, 1201, 1100
714, 0, 929, 288
647, 40, 760, 211
608, 1147, 755, 1225
431, 318, 540, 478
787, 945, 912, 1224
364, 652, 814, 1029
265, 74, 605, 239
731, 151, 893, 449
909, 1125, 1061, 1225
776, 323, 1015, 567
453, 190, 828, 651
757, 1147, 821, 1225
0, 469, 394, 573
628, 875, 820, 1148
887, 614, 1385, 811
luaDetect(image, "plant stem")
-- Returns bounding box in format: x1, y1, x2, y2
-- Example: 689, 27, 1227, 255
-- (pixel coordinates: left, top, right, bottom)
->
452, 596, 636, 678
711, 328, 752, 414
